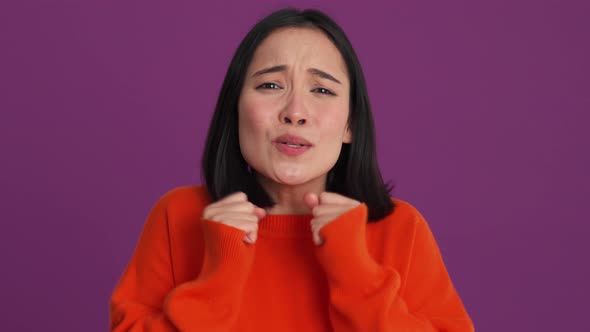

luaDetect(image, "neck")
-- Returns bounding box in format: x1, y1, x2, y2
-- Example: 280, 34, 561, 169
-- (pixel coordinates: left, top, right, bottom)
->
257, 175, 326, 215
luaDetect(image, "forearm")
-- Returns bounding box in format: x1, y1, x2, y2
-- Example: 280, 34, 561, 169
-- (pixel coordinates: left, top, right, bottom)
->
316, 203, 473, 332
111, 213, 254, 332
163, 220, 255, 330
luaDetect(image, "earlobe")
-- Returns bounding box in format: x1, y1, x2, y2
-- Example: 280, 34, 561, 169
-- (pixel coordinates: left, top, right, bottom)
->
342, 127, 352, 143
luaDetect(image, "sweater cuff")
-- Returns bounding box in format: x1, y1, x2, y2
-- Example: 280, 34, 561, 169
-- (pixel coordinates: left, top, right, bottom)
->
163, 220, 255, 327
198, 219, 255, 281
315, 204, 387, 294
164, 219, 254, 306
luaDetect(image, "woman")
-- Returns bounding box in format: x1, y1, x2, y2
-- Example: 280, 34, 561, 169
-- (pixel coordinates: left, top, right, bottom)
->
110, 8, 474, 332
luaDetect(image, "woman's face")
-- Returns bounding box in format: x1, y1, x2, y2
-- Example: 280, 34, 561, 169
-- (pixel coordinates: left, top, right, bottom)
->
238, 27, 351, 190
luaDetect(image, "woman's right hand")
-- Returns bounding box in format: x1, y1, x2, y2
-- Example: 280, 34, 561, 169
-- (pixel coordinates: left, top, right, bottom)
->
202, 192, 266, 244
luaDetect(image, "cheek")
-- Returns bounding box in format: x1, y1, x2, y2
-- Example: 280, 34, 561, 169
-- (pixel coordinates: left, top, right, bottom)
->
239, 96, 266, 134
317, 104, 350, 139
238, 95, 271, 161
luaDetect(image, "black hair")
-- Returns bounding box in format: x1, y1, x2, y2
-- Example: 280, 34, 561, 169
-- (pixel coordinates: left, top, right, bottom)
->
202, 8, 395, 221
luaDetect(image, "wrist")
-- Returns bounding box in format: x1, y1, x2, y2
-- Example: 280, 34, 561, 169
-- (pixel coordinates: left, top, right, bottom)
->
200, 219, 255, 280
314, 204, 386, 292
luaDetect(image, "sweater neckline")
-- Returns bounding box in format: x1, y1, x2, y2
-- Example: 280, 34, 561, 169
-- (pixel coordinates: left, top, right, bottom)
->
258, 214, 313, 237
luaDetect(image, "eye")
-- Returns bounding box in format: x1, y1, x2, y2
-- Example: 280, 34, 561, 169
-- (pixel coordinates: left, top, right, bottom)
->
256, 82, 282, 90
312, 87, 336, 96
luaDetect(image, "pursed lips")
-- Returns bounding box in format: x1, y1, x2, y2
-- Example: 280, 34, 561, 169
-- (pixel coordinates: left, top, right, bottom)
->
272, 134, 313, 156
273, 134, 313, 147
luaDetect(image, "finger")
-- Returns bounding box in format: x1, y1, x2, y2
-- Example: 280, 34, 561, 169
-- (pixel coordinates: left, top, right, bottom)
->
205, 192, 247, 213
204, 201, 256, 219
318, 192, 360, 206
217, 218, 259, 242
310, 216, 331, 246
209, 212, 258, 224
220, 192, 248, 203
304, 192, 320, 210
243, 221, 260, 243
310, 216, 332, 228
244, 229, 258, 243
311, 228, 324, 246
311, 205, 351, 218
253, 207, 266, 220
243, 234, 254, 244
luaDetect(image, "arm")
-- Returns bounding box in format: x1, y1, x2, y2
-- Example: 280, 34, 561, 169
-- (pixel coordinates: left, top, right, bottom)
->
315, 204, 474, 332
109, 193, 255, 331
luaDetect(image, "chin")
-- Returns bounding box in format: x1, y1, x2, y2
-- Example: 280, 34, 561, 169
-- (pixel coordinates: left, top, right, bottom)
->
274, 173, 308, 186
267, 166, 312, 185
256, 164, 328, 188
274, 171, 329, 188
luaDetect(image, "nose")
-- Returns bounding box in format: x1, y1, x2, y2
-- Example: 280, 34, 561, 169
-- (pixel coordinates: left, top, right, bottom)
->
279, 93, 308, 126
283, 117, 306, 125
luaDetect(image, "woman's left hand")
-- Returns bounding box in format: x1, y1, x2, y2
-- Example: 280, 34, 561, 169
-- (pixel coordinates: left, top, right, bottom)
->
304, 192, 361, 245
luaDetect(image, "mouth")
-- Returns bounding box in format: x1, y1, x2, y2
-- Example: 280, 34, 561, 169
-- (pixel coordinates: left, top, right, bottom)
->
278, 142, 306, 147
272, 134, 313, 156
273, 134, 313, 147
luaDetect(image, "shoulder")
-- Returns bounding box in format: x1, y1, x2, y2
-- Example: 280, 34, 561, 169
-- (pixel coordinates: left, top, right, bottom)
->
370, 197, 431, 237
366, 198, 440, 268
394, 197, 423, 219
158, 185, 211, 205
151, 185, 212, 221
388, 198, 427, 225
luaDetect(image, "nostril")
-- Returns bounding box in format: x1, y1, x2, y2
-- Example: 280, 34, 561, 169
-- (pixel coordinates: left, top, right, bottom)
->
297, 119, 306, 125
284, 117, 292, 124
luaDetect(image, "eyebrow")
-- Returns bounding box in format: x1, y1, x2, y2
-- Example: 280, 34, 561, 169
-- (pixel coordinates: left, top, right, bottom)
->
308, 68, 341, 84
252, 65, 342, 84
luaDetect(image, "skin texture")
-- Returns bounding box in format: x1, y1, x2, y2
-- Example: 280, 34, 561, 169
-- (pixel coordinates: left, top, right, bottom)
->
206, 27, 360, 245
304, 191, 361, 245
110, 25, 473, 332
202, 192, 266, 244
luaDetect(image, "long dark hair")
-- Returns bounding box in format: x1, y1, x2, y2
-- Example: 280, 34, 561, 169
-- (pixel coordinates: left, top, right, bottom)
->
202, 8, 395, 221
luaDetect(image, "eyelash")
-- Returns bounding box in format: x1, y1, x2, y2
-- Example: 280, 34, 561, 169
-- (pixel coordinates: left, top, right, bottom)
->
255, 83, 336, 96
256, 82, 282, 90
313, 87, 335, 95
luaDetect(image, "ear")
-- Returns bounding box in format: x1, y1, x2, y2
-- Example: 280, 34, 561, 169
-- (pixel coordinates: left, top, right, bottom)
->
342, 125, 352, 143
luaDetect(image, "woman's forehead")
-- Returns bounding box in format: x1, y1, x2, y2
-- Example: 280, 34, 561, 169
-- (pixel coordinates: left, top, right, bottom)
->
247, 27, 348, 79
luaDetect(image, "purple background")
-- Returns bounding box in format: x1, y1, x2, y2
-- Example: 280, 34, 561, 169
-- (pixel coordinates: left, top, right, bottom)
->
1, 0, 588, 331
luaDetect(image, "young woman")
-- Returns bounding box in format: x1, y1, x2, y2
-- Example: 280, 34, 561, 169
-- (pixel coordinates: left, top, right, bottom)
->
110, 8, 474, 332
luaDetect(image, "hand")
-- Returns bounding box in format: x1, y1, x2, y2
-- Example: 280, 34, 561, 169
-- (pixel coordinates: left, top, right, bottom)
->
202, 192, 266, 244
304, 192, 361, 246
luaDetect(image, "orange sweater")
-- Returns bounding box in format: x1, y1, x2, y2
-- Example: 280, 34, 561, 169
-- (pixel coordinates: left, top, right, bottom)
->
110, 186, 473, 331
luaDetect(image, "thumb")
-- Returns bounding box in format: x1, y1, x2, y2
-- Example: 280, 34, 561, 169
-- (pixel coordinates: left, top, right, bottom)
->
253, 207, 266, 220
303, 192, 319, 211
243, 231, 257, 244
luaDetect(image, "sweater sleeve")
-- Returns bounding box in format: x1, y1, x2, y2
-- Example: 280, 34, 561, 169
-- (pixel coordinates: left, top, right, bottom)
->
315, 204, 474, 332
109, 194, 255, 331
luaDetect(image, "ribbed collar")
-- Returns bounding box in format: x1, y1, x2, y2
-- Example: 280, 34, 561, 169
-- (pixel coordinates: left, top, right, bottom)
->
258, 214, 313, 237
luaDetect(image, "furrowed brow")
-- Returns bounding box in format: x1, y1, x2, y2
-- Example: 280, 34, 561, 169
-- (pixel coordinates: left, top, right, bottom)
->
308, 68, 341, 84
252, 65, 287, 77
